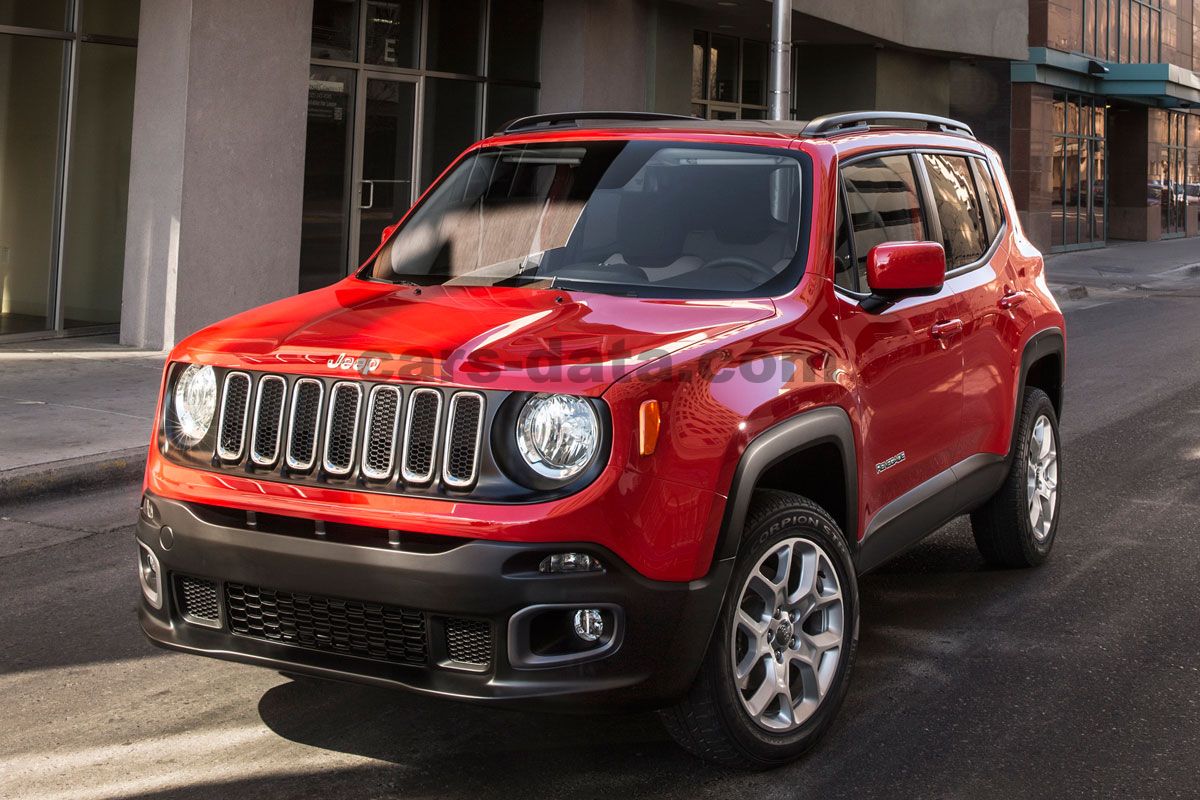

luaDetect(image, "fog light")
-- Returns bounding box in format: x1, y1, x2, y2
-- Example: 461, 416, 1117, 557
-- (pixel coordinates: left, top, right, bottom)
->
138, 542, 163, 609
539, 552, 603, 574
573, 608, 604, 642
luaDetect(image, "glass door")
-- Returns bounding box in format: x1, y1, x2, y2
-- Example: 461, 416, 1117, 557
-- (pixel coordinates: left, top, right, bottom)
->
351, 75, 418, 265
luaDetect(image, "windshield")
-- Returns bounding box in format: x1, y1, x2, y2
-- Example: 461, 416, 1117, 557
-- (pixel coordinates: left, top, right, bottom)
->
362, 140, 809, 298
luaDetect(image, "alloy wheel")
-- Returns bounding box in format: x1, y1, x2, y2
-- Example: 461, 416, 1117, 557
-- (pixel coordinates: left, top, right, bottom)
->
730, 537, 845, 732
1026, 414, 1059, 541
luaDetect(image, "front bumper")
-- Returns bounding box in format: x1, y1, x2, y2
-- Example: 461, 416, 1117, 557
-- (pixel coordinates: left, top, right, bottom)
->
137, 494, 732, 711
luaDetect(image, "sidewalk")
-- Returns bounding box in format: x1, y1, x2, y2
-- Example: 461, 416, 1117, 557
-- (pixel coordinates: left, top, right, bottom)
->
0, 335, 164, 502
1045, 237, 1200, 300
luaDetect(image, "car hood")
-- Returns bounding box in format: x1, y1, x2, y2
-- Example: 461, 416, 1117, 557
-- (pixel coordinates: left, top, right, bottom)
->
176, 280, 777, 395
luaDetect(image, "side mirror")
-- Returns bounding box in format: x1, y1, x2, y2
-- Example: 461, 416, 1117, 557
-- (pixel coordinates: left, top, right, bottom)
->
863, 241, 946, 311
380, 222, 399, 246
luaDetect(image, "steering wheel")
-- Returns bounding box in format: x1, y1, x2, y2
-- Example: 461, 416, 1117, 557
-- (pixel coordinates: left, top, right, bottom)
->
702, 255, 776, 284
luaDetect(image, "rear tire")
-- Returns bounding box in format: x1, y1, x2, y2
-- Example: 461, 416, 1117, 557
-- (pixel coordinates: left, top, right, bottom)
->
970, 387, 1061, 568
660, 490, 859, 769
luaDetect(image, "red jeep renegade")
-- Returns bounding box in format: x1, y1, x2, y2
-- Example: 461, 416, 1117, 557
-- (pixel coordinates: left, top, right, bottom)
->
138, 111, 1066, 769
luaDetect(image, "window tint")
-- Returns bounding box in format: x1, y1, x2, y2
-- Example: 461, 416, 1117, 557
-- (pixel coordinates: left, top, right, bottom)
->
922, 154, 987, 269
842, 155, 927, 289
833, 194, 856, 292
973, 159, 1005, 241
368, 141, 807, 299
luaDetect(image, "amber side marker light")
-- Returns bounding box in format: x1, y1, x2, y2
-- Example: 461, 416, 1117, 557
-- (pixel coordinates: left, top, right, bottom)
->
639, 400, 661, 456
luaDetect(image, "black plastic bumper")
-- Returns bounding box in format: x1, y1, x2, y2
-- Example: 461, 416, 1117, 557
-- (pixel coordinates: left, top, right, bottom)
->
136, 494, 732, 711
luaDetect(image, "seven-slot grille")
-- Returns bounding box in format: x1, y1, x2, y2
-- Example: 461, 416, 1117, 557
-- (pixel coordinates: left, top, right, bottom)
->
215, 371, 485, 489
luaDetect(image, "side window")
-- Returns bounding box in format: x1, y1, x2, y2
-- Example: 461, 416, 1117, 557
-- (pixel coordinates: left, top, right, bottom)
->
922, 153, 987, 269
842, 155, 927, 290
973, 158, 1005, 241
833, 191, 856, 291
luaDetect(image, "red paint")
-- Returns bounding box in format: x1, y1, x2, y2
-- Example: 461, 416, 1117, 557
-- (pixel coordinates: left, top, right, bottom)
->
865, 241, 946, 296
147, 123, 1065, 583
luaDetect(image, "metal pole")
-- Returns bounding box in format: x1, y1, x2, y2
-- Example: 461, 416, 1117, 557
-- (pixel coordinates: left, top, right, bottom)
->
769, 0, 792, 120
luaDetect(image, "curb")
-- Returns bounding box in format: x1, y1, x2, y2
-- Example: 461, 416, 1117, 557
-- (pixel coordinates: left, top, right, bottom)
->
1049, 283, 1089, 304
0, 447, 146, 505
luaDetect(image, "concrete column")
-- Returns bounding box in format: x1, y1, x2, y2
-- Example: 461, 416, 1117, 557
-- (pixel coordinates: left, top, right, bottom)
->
120, 0, 313, 349
539, 0, 651, 112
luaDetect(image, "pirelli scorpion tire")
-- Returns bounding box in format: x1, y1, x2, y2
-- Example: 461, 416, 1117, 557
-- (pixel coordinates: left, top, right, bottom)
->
660, 490, 859, 770
970, 387, 1061, 568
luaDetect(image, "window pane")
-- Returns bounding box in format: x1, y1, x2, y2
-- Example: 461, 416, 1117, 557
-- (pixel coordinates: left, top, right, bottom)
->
0, 2, 68, 30
741, 40, 768, 107
842, 155, 927, 288
359, 79, 416, 263
488, 0, 542, 82
81, 0, 140, 38
834, 194, 856, 292
0, 35, 64, 335
692, 31, 707, 100
1064, 140, 1081, 245
709, 34, 739, 103
485, 84, 538, 136
427, 0, 482, 75
312, 0, 359, 61
61, 43, 136, 328
300, 67, 356, 292
421, 77, 480, 188
365, 0, 420, 68
973, 159, 1005, 240
922, 154, 988, 267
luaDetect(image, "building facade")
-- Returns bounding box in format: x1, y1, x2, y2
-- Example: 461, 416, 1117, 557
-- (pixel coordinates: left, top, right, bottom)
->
0, 0, 1195, 345
1011, 0, 1200, 249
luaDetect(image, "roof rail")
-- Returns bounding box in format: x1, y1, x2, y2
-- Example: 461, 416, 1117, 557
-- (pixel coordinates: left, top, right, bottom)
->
803, 111, 975, 139
497, 111, 701, 135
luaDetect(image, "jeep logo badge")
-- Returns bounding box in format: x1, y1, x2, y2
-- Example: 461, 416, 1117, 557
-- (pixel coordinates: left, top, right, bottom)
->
327, 352, 382, 376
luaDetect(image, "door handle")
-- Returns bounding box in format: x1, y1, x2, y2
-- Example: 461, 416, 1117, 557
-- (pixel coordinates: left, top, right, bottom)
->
999, 290, 1027, 310
931, 319, 964, 339
359, 180, 375, 210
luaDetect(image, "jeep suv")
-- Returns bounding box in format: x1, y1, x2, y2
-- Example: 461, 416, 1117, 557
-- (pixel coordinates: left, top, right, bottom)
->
138, 111, 1065, 769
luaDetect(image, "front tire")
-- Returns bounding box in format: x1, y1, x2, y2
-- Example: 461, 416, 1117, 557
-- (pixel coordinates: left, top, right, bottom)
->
660, 490, 859, 769
970, 387, 1061, 567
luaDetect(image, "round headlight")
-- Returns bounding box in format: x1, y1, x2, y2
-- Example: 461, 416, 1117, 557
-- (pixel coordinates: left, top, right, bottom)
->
516, 394, 599, 481
172, 364, 217, 446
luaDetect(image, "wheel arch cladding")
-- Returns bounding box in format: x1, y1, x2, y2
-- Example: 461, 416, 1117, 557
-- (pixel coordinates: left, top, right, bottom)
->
715, 406, 858, 564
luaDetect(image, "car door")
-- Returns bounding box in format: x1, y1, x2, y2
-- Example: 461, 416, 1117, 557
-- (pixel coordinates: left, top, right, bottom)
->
832, 152, 967, 533
919, 152, 1015, 459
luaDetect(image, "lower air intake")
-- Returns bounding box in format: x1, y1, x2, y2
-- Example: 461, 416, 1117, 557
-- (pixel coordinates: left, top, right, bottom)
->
225, 582, 427, 666
445, 617, 493, 666
177, 575, 221, 628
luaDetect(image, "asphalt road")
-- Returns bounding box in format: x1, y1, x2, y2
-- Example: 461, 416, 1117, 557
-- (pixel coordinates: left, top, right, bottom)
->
4, 288, 1200, 800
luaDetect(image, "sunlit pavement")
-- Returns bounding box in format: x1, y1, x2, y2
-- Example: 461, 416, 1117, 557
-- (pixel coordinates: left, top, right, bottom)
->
4, 288, 1200, 799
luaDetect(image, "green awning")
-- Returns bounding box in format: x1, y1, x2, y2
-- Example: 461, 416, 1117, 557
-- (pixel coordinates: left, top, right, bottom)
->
1012, 47, 1200, 106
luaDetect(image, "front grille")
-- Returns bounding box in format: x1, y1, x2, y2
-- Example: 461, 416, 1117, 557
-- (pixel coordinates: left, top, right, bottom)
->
322, 382, 363, 475
443, 393, 484, 487
361, 386, 401, 480
177, 575, 220, 627
250, 376, 287, 466
286, 379, 323, 471
198, 370, 495, 494
217, 372, 252, 461
225, 582, 427, 666
445, 618, 493, 665
402, 389, 442, 483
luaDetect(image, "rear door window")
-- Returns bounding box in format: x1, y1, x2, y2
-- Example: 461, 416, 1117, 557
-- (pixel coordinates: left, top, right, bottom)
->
921, 153, 988, 269
841, 154, 927, 290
